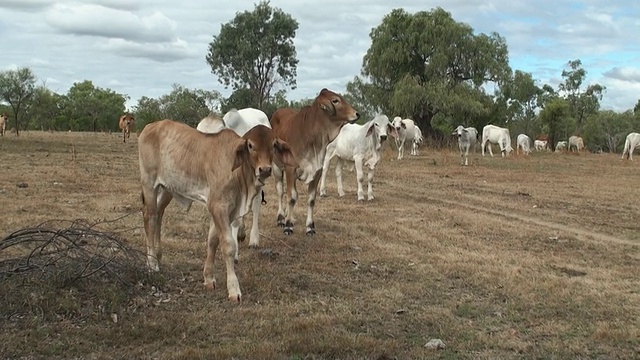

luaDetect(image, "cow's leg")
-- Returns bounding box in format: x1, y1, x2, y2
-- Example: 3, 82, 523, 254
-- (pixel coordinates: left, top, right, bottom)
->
219, 219, 241, 302
203, 219, 219, 289
398, 140, 405, 160
153, 188, 173, 266
122, 129, 126, 143
283, 166, 298, 235
273, 164, 286, 227
488, 142, 494, 157
236, 216, 246, 242
354, 156, 365, 201
464, 146, 470, 166
335, 158, 346, 197
319, 149, 333, 197
141, 185, 171, 271
630, 148, 634, 161
305, 170, 322, 236
366, 164, 375, 201
481, 140, 486, 156
248, 193, 261, 248
230, 218, 241, 263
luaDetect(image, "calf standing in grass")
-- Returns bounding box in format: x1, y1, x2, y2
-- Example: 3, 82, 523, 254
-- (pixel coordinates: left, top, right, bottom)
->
320, 114, 397, 201
391, 117, 418, 160
138, 120, 296, 302
452, 125, 478, 166
516, 134, 532, 155
0, 113, 7, 137
118, 114, 135, 143
481, 125, 513, 157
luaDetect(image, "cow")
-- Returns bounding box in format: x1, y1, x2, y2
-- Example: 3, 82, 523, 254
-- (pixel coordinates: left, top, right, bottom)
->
0, 113, 7, 137
516, 134, 532, 155
138, 120, 296, 302
197, 109, 272, 250
270, 88, 359, 236
481, 125, 513, 157
452, 125, 478, 166
534, 140, 548, 151
118, 113, 135, 143
622, 132, 640, 160
391, 117, 418, 160
319, 114, 397, 201
555, 141, 568, 152
568, 135, 585, 152
411, 126, 424, 156
196, 114, 226, 133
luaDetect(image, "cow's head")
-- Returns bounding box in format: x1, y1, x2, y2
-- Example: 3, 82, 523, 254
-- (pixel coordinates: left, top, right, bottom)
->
121, 114, 135, 127
452, 125, 467, 138
0, 113, 7, 121
392, 116, 407, 132
316, 88, 359, 126
366, 114, 397, 148
235, 125, 297, 186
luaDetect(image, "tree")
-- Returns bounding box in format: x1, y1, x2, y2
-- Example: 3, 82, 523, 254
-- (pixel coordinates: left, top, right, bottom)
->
206, 1, 298, 110
64, 80, 128, 132
27, 86, 64, 131
539, 98, 573, 151
0, 67, 36, 135
557, 59, 605, 129
502, 70, 543, 137
583, 110, 633, 152
359, 7, 511, 143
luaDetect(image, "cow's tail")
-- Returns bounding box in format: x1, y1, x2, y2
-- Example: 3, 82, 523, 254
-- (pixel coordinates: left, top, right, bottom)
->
141, 191, 145, 205
623, 138, 630, 159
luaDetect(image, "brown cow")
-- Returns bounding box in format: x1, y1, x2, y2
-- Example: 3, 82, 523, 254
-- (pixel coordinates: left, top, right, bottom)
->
118, 113, 135, 142
138, 120, 295, 302
0, 113, 7, 137
270, 88, 359, 236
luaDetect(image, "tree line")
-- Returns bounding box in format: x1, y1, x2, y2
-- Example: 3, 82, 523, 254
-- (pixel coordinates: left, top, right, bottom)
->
2, 1, 640, 152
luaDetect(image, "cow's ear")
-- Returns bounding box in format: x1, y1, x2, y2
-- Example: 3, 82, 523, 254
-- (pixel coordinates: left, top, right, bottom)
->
463, 129, 468, 133
319, 97, 336, 116
366, 123, 376, 137
401, 122, 406, 129
388, 124, 399, 139
232, 139, 248, 171
273, 139, 297, 168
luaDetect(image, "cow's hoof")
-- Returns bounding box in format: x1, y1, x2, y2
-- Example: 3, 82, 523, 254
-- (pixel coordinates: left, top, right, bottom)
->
276, 214, 285, 227
320, 191, 328, 197
203, 281, 216, 290
228, 294, 241, 303
284, 228, 293, 235
306, 229, 316, 236
248, 243, 259, 249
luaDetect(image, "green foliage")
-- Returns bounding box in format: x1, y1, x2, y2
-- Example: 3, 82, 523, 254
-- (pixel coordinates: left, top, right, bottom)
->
133, 84, 221, 128
62, 80, 128, 132
206, 0, 298, 109
28, 86, 65, 131
582, 110, 635, 152
539, 98, 574, 150
557, 59, 605, 129
359, 7, 511, 140
0, 67, 37, 135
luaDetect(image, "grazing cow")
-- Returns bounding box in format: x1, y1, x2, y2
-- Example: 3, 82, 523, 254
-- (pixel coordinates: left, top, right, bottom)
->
568, 135, 585, 152
481, 125, 513, 157
452, 125, 478, 166
319, 114, 397, 201
555, 141, 568, 152
138, 120, 296, 302
411, 126, 424, 156
391, 117, 418, 160
0, 113, 7, 137
622, 132, 640, 160
118, 113, 135, 143
270, 88, 359, 235
516, 134, 532, 155
197, 109, 271, 250
534, 140, 548, 151
196, 114, 226, 133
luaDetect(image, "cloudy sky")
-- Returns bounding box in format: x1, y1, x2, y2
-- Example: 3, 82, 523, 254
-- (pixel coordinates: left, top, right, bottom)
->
1, 0, 639, 112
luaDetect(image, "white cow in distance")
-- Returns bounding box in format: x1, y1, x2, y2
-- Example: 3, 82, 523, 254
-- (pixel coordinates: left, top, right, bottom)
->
622, 132, 640, 160
411, 126, 424, 156
534, 140, 548, 151
391, 117, 418, 160
516, 134, 532, 155
320, 114, 397, 201
481, 125, 513, 157
568, 135, 585, 152
556, 141, 568, 152
452, 125, 478, 166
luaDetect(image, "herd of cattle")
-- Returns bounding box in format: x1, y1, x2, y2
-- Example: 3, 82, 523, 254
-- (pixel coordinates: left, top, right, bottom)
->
113, 89, 640, 302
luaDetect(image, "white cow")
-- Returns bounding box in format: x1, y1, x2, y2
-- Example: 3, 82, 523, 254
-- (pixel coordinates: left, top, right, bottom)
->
481, 125, 513, 157
534, 140, 548, 151
555, 141, 568, 152
568, 135, 585, 152
391, 117, 417, 160
622, 132, 640, 160
452, 125, 478, 166
320, 114, 397, 201
516, 134, 532, 155
197, 108, 271, 251
411, 126, 424, 156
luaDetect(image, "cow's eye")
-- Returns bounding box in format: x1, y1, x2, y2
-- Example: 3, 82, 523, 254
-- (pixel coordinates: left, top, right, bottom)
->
331, 98, 340, 105
248, 142, 254, 151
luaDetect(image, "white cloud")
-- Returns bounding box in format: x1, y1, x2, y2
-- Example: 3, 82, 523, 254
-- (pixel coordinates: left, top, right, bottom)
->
99, 38, 197, 62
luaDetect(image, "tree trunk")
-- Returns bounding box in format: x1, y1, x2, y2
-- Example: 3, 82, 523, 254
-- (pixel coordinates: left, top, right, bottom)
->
413, 112, 448, 149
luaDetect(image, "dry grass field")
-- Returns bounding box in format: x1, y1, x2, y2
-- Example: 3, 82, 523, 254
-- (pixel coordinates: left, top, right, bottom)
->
1, 131, 639, 359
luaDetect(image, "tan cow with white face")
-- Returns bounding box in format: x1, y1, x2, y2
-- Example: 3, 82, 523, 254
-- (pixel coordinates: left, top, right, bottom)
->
0, 113, 8, 137
138, 120, 296, 302
118, 113, 135, 142
270, 88, 359, 236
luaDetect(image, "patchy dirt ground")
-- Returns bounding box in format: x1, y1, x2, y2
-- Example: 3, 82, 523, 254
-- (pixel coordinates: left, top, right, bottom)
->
1, 131, 639, 359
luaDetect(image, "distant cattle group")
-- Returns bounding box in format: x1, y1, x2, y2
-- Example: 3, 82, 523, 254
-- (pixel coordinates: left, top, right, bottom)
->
130, 86, 639, 303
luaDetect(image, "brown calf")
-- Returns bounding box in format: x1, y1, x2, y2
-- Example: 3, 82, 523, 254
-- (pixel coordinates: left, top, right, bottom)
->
0, 113, 7, 137
138, 120, 296, 302
270, 88, 359, 235
118, 113, 135, 142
